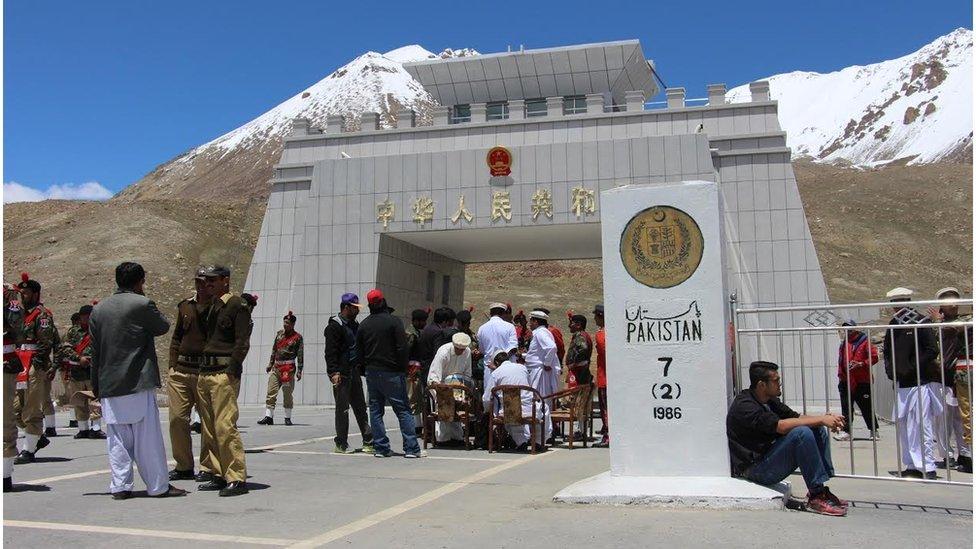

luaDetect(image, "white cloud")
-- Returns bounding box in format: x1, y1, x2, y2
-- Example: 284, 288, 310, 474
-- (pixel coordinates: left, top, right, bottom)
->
3, 181, 114, 204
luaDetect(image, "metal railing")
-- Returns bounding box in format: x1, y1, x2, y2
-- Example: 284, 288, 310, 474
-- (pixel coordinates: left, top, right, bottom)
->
732, 297, 973, 486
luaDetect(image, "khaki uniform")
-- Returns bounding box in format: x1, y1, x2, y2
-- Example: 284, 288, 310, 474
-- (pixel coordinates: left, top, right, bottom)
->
265, 329, 304, 411
4, 295, 25, 470
198, 293, 252, 483
57, 325, 99, 427
20, 304, 58, 441
168, 295, 213, 474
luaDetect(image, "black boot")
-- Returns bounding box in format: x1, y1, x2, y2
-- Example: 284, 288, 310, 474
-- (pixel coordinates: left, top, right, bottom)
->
88, 429, 107, 440
219, 481, 249, 497
3, 477, 11, 492
14, 450, 35, 464
169, 468, 196, 481
190, 422, 202, 434
257, 416, 273, 425
44, 427, 57, 437
68, 420, 78, 428
198, 478, 228, 491
284, 418, 293, 426
195, 470, 215, 482
73, 429, 91, 439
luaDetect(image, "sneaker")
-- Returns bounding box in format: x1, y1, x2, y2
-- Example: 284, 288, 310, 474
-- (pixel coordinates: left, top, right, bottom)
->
333, 444, 352, 454
404, 450, 426, 458
832, 431, 851, 442
869, 431, 881, 441
807, 491, 847, 516
821, 487, 848, 509
360, 443, 375, 454
256, 417, 273, 426
373, 450, 393, 458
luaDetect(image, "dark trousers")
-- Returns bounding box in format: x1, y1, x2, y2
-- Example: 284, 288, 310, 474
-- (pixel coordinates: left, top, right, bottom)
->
333, 373, 372, 448
746, 426, 834, 492
838, 382, 877, 434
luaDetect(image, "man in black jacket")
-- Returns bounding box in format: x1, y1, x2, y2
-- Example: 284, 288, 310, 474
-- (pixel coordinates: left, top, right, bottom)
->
883, 287, 941, 478
356, 289, 421, 458
324, 293, 373, 454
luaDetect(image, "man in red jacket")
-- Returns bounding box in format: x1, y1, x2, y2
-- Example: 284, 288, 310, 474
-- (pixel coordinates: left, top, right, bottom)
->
835, 320, 879, 442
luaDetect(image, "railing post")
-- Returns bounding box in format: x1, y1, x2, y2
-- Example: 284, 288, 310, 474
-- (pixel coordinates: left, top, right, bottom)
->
729, 292, 741, 395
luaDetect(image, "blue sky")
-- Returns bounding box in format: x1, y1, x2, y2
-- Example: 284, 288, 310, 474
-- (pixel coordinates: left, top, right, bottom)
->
3, 1, 972, 201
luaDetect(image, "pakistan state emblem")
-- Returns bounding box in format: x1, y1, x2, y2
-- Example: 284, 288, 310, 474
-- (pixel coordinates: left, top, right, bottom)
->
619, 205, 704, 289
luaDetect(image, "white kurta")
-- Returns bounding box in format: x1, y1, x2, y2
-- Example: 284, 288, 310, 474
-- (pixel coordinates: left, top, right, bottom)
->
893, 383, 944, 472
477, 316, 519, 403
101, 390, 169, 496
427, 342, 472, 442
525, 326, 561, 403
483, 361, 551, 445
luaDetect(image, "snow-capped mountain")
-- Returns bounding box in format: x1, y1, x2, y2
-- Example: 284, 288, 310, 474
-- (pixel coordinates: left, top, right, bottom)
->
728, 27, 972, 165
116, 45, 477, 202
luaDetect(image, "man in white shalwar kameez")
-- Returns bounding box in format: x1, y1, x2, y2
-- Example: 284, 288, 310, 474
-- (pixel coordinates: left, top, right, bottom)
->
427, 333, 472, 442
524, 311, 561, 439
883, 287, 942, 479
477, 303, 518, 404
483, 350, 550, 447
90, 262, 185, 499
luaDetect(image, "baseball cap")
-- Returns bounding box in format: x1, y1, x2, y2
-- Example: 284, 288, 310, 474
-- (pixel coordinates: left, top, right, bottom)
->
205, 265, 231, 278
366, 289, 385, 305
340, 292, 361, 307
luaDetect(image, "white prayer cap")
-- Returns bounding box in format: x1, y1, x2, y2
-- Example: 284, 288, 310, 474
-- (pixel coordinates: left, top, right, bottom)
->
452, 332, 471, 348
489, 302, 507, 311
886, 287, 914, 300
936, 287, 961, 299
529, 310, 549, 321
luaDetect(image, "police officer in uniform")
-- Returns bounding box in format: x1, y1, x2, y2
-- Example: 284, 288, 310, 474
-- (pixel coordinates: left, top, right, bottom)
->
58, 304, 105, 439
4, 283, 25, 491
258, 311, 304, 426
15, 273, 59, 464
167, 267, 216, 481
197, 265, 252, 497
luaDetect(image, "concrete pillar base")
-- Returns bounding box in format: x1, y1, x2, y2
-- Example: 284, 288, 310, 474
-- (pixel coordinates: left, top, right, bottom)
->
553, 471, 789, 510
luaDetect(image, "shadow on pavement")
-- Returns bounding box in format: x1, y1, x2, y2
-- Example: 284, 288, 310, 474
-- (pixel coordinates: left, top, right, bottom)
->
850, 500, 973, 515
9, 483, 51, 493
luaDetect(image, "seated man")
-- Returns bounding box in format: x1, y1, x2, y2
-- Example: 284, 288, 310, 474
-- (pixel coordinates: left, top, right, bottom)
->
727, 361, 848, 516
426, 332, 472, 444
482, 349, 551, 451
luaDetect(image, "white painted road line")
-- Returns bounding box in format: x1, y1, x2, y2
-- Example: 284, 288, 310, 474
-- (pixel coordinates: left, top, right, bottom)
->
4, 520, 298, 546
288, 449, 558, 548
267, 449, 510, 462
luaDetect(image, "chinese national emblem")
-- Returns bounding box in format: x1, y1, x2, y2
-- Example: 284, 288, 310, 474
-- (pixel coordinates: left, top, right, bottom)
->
486, 146, 513, 177
619, 206, 704, 289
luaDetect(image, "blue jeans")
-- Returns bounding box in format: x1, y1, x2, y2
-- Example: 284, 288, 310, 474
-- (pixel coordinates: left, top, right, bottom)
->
365, 369, 419, 455
746, 426, 834, 492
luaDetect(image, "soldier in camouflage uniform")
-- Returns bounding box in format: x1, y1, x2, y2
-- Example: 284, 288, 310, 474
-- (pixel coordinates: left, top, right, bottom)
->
257, 312, 304, 426
564, 314, 593, 387
405, 309, 428, 427
4, 283, 25, 491
15, 273, 59, 464
58, 304, 105, 440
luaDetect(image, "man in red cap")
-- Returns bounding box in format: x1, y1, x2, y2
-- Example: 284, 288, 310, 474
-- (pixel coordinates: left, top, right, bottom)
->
355, 289, 422, 458
258, 311, 304, 426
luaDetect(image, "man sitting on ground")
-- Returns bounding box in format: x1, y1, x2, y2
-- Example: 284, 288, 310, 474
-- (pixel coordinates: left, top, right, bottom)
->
726, 361, 848, 516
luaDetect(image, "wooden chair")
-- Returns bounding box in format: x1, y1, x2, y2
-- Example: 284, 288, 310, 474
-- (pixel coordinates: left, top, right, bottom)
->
423, 382, 480, 450
488, 384, 546, 454
547, 383, 594, 449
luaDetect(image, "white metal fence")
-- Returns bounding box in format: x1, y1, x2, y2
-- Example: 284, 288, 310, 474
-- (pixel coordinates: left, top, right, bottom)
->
732, 297, 973, 486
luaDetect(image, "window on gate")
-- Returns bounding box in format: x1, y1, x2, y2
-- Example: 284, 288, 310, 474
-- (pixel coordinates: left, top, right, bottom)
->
442, 275, 451, 305
426, 270, 436, 302
563, 95, 586, 115
525, 98, 547, 117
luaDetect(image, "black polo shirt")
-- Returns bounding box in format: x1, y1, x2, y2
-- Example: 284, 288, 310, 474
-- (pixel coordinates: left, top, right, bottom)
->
726, 389, 800, 476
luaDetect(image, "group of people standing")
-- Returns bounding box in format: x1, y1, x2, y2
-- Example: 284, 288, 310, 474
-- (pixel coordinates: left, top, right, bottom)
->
253, 295, 610, 455
4, 262, 254, 498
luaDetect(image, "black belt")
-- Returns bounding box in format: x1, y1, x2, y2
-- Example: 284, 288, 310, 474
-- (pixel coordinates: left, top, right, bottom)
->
178, 355, 204, 364
199, 355, 233, 374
